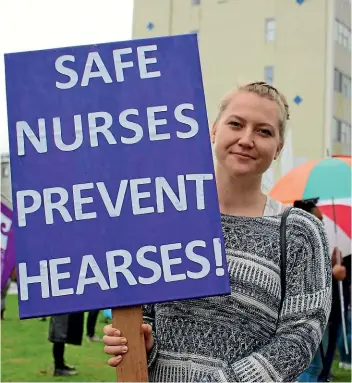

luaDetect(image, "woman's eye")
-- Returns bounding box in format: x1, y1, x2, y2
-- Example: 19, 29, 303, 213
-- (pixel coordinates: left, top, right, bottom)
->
229, 121, 241, 128
258, 129, 272, 136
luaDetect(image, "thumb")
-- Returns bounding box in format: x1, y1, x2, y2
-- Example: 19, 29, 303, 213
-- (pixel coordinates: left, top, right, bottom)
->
142, 324, 153, 351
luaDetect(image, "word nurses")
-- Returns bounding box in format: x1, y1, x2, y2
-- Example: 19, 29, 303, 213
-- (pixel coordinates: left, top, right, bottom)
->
16, 103, 198, 156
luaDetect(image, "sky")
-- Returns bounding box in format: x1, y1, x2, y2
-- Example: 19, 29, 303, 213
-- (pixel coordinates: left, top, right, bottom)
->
0, 0, 134, 154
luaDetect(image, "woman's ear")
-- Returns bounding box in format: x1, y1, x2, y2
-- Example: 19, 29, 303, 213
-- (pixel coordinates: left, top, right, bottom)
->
275, 141, 284, 160
211, 123, 217, 144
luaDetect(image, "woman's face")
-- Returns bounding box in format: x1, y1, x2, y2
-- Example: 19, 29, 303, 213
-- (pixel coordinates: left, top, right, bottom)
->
211, 91, 283, 178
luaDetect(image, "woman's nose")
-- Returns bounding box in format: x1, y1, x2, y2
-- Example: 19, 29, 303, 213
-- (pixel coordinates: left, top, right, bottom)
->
238, 128, 254, 148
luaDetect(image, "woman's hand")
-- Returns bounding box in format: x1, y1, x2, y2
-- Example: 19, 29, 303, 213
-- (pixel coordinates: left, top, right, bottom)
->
103, 324, 154, 367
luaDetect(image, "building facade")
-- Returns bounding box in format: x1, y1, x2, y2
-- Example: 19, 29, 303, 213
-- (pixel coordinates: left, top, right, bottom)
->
132, 0, 351, 183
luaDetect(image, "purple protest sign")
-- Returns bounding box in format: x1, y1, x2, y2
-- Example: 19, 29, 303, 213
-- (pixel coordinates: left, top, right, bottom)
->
5, 34, 231, 319
1, 202, 15, 291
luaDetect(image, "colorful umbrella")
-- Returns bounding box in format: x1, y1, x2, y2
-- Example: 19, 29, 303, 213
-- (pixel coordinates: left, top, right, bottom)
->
270, 156, 351, 203
318, 199, 351, 258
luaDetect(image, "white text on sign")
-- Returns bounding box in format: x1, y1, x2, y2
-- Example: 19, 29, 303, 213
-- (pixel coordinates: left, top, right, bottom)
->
55, 45, 161, 89
16, 174, 213, 226
18, 238, 225, 301
16, 104, 198, 156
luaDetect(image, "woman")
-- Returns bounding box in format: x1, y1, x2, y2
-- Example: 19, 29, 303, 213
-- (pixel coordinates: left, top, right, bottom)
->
102, 82, 332, 382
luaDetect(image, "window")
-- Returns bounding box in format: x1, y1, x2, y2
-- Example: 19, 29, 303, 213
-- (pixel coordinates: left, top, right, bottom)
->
332, 117, 342, 142
332, 118, 351, 145
342, 75, 351, 98
265, 18, 276, 41
264, 66, 274, 84
334, 69, 351, 98
341, 122, 351, 145
1, 166, 9, 178
335, 19, 351, 51
334, 69, 342, 92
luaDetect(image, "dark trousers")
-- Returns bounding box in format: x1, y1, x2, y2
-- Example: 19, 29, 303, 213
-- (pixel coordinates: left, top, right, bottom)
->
53, 342, 65, 369
86, 310, 99, 337
319, 280, 344, 381
319, 309, 342, 381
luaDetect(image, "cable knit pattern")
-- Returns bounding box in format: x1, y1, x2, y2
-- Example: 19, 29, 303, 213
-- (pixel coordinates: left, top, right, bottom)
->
143, 208, 332, 382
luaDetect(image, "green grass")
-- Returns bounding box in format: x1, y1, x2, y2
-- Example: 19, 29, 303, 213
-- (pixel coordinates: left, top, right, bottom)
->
331, 359, 352, 383
1, 295, 351, 382
1, 295, 116, 382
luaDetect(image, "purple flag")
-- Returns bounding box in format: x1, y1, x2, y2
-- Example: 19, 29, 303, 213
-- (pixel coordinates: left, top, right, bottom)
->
1, 202, 15, 291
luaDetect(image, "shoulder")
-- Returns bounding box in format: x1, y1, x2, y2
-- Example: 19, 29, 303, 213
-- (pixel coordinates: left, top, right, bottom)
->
285, 207, 329, 256
283, 208, 332, 306
286, 207, 326, 234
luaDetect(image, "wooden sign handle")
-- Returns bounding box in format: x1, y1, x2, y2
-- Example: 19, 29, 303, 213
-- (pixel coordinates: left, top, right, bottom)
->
112, 306, 149, 382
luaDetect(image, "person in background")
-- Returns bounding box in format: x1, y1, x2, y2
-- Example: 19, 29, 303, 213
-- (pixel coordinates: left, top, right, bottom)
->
294, 199, 346, 382
337, 253, 351, 370
102, 82, 332, 382
318, 247, 348, 381
1, 278, 11, 320
48, 312, 84, 376
1, 267, 16, 320
86, 310, 101, 342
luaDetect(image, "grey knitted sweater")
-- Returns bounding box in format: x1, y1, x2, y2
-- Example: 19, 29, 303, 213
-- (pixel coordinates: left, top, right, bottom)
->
143, 207, 332, 382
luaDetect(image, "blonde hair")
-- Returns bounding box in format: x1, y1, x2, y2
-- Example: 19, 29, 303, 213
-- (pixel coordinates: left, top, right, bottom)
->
216, 82, 290, 140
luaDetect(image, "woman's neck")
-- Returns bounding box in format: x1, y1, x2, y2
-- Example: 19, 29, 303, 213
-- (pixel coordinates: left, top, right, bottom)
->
215, 164, 267, 217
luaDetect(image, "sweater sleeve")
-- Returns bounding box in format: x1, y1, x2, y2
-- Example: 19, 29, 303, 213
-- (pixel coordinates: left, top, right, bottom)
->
142, 304, 158, 368
226, 210, 332, 382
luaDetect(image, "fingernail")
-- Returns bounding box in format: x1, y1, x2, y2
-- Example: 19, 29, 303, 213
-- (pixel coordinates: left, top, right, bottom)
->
122, 346, 128, 353
120, 338, 127, 345
114, 330, 120, 336
116, 355, 122, 361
